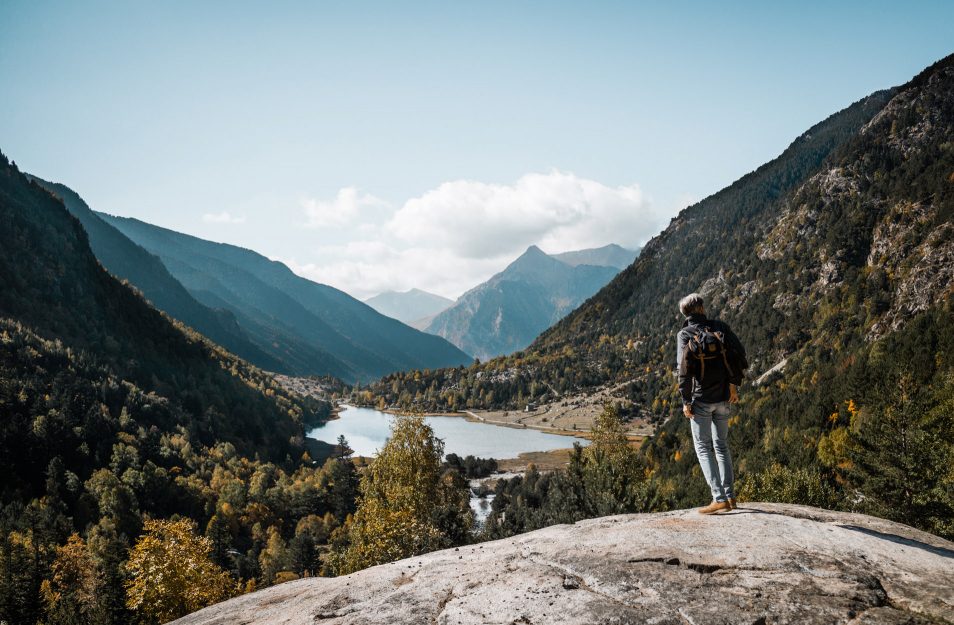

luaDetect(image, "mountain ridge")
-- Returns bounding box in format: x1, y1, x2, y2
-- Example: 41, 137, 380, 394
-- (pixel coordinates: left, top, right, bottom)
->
97, 212, 472, 381
26, 175, 287, 372
0, 151, 324, 465
550, 243, 639, 269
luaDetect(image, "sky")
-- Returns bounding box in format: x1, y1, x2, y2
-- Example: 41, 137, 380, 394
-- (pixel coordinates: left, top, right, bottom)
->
1, 1, 952, 300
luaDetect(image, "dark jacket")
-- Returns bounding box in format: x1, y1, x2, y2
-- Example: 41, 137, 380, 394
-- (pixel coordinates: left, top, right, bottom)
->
676, 313, 746, 407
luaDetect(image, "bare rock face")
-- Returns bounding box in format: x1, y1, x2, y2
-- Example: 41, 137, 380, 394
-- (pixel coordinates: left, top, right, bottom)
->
171, 504, 954, 625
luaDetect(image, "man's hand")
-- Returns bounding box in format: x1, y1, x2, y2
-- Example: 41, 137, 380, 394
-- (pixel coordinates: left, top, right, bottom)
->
683, 404, 693, 419
729, 384, 739, 404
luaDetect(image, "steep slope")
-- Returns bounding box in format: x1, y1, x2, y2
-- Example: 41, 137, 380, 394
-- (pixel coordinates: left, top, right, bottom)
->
26, 176, 285, 372
364, 288, 453, 325
528, 55, 953, 410
0, 152, 344, 625
551, 243, 639, 269
0, 151, 325, 490
424, 246, 621, 360
368, 58, 940, 408
171, 504, 954, 625
98, 214, 472, 381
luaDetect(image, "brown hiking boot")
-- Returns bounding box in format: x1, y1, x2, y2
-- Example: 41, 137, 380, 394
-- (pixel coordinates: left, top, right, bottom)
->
698, 501, 731, 515
728, 498, 738, 510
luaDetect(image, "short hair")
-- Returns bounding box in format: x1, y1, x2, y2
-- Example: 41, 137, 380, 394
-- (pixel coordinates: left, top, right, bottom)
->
679, 293, 705, 316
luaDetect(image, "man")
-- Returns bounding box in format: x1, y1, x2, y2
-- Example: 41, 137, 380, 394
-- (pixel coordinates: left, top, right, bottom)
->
676, 293, 746, 514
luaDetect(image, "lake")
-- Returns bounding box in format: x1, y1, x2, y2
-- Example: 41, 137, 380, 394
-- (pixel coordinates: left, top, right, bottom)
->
307, 405, 588, 459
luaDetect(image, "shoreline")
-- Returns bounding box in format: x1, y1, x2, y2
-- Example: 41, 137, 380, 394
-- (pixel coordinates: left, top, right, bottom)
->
332, 403, 646, 442
342, 403, 596, 440
323, 403, 645, 444
460, 410, 595, 440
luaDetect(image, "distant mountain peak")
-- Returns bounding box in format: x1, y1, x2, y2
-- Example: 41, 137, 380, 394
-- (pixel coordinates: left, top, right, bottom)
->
423, 244, 625, 360
364, 289, 454, 326
507, 245, 563, 274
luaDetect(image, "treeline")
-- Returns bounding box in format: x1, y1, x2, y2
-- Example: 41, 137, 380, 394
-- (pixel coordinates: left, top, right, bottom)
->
444, 454, 498, 479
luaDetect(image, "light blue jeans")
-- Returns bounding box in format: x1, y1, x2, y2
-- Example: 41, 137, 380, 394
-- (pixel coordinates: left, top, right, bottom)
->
689, 401, 734, 503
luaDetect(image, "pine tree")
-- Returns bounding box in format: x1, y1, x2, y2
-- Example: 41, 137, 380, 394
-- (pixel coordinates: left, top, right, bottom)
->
849, 375, 954, 537
258, 526, 290, 585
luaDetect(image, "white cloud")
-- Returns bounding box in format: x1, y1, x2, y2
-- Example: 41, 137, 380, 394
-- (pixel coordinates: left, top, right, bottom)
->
286, 171, 669, 300
302, 187, 389, 228
386, 170, 660, 257
284, 245, 510, 302
202, 211, 246, 224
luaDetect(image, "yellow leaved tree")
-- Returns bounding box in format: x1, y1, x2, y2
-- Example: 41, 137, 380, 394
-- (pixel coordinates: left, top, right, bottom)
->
125, 518, 235, 624
325, 415, 471, 575
41, 533, 107, 625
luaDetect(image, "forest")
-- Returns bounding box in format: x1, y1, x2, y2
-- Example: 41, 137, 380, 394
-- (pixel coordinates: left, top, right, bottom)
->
1, 51, 953, 625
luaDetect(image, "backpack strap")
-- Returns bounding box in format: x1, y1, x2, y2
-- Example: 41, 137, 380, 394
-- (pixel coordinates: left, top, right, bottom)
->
689, 330, 706, 380
712, 329, 735, 379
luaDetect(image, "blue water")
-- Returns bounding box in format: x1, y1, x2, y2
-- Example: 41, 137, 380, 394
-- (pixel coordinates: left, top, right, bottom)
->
307, 405, 587, 459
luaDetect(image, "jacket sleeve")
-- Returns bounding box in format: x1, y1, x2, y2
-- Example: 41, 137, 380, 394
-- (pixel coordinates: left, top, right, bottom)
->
676, 330, 694, 406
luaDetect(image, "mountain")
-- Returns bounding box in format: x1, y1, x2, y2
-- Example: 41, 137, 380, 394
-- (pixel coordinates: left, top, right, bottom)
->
424, 245, 621, 360
366, 55, 954, 522
97, 214, 471, 381
26, 176, 285, 372
170, 504, 954, 625
0, 152, 346, 624
364, 288, 454, 325
0, 147, 324, 494
551, 243, 639, 269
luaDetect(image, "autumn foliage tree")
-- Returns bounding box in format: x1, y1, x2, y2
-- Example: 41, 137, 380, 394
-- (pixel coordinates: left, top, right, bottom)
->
40, 534, 107, 625
125, 519, 235, 624
325, 416, 471, 575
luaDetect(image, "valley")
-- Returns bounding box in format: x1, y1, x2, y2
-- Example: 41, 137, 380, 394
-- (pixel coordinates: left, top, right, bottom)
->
0, 9, 951, 622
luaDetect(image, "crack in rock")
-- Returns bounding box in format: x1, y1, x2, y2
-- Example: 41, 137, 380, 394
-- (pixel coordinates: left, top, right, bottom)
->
525, 554, 640, 612
433, 586, 457, 625
627, 556, 722, 574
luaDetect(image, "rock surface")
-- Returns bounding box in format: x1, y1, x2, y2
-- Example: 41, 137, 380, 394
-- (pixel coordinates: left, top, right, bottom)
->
171, 504, 954, 625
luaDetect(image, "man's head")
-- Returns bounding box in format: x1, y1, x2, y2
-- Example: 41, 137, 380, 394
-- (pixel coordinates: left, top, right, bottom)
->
679, 293, 705, 317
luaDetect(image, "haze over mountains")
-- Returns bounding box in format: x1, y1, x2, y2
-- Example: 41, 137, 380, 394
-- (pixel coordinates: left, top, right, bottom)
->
550, 243, 640, 269
29, 176, 286, 371
18, 176, 472, 382
364, 289, 453, 327
424, 244, 637, 360
93, 213, 471, 382
363, 244, 638, 359
22, 177, 637, 378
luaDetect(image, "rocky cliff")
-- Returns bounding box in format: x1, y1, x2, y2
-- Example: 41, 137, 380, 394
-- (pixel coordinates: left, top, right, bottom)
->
171, 504, 953, 625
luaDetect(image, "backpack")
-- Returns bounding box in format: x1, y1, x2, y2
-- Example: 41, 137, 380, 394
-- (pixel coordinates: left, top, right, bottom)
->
686, 326, 734, 383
